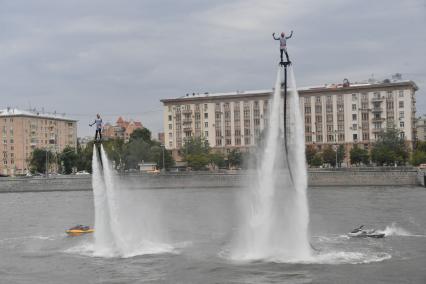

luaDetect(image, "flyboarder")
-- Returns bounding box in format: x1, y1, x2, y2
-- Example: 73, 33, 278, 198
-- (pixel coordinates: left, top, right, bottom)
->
89, 113, 103, 142
272, 31, 293, 64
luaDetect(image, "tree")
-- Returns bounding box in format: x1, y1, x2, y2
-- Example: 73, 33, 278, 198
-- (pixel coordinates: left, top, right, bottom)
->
311, 153, 323, 167
29, 148, 54, 174
129, 128, 152, 143
182, 137, 211, 170
337, 144, 345, 167
371, 127, 408, 166
305, 145, 317, 166
123, 139, 152, 169
209, 152, 226, 169
76, 141, 93, 173
228, 149, 243, 168
59, 146, 78, 174
350, 145, 370, 165
102, 138, 126, 170
322, 146, 336, 167
149, 144, 175, 169
411, 150, 426, 166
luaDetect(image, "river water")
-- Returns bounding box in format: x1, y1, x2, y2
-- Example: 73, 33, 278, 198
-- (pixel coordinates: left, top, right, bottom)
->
0, 186, 425, 283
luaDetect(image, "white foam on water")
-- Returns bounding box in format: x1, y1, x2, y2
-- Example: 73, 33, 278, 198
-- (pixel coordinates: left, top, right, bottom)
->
378, 223, 412, 237
89, 145, 174, 258
230, 66, 311, 261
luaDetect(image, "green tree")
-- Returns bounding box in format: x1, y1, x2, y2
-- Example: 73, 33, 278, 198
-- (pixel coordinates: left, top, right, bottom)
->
411, 150, 426, 166
350, 145, 370, 165
30, 148, 54, 174
370, 127, 408, 166
337, 144, 345, 167
150, 145, 175, 169
305, 145, 317, 166
76, 141, 93, 173
123, 139, 152, 169
59, 146, 78, 174
182, 137, 211, 170
311, 153, 323, 167
322, 146, 336, 167
129, 128, 152, 143
228, 149, 243, 168
209, 152, 226, 169
102, 138, 126, 170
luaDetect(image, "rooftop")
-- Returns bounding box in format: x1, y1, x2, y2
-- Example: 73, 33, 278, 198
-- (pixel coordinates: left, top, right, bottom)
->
0, 108, 77, 122
161, 79, 418, 103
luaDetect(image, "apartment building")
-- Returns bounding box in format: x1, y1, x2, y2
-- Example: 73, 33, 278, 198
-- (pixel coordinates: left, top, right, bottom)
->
161, 79, 418, 160
103, 116, 143, 142
416, 116, 426, 142
0, 108, 77, 175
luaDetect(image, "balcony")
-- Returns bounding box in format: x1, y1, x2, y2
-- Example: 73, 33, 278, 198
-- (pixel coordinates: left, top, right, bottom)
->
182, 109, 192, 114
372, 117, 385, 122
372, 128, 383, 133
371, 107, 383, 113
372, 96, 384, 102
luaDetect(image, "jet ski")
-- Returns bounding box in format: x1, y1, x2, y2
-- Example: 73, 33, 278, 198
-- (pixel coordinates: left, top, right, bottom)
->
348, 225, 385, 238
66, 225, 94, 236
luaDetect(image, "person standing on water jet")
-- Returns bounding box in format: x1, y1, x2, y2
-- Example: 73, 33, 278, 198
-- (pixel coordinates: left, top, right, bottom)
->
89, 114, 103, 142
273, 31, 293, 63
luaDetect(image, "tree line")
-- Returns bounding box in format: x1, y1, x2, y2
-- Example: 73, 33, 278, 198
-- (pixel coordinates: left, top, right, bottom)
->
306, 127, 411, 167
29, 128, 174, 174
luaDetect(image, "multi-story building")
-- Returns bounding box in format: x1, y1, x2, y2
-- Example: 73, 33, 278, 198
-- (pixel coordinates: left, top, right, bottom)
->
416, 116, 426, 142
0, 108, 77, 175
102, 116, 143, 142
161, 80, 418, 161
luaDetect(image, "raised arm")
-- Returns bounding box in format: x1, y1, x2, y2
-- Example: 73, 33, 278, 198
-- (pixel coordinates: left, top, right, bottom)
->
286, 30, 293, 39
272, 32, 280, 40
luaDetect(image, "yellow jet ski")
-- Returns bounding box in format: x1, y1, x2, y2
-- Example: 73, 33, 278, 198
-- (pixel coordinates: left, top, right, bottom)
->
66, 225, 94, 236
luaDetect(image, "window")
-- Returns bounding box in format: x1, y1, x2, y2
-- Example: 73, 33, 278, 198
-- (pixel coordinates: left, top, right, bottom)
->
205, 131, 208, 137
353, 124, 357, 130
305, 135, 312, 142
399, 111, 404, 118
352, 104, 357, 111
353, 134, 358, 141
399, 90, 404, 97
352, 114, 357, 121
304, 106, 311, 114
168, 132, 173, 137
316, 96, 321, 103
204, 113, 208, 119
399, 101, 404, 108
400, 121, 405, 128
168, 124, 172, 130
304, 97, 310, 103
305, 116, 312, 123
400, 132, 405, 139
168, 115, 172, 121
352, 94, 357, 101
204, 122, 208, 128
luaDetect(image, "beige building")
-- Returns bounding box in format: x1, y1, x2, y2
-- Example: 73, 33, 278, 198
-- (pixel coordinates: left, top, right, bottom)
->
416, 116, 426, 142
0, 108, 77, 175
161, 79, 418, 161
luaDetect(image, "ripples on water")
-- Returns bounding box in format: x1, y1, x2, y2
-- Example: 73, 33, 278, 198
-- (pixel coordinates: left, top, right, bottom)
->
0, 187, 426, 283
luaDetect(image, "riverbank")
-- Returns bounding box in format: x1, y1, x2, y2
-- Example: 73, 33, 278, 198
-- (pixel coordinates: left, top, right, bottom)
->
0, 168, 423, 193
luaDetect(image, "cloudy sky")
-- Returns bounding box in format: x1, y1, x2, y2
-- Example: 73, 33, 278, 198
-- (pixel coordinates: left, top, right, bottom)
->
1, 0, 425, 137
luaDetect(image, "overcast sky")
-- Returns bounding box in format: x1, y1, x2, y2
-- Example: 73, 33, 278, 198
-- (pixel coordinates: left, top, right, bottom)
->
1, 0, 425, 137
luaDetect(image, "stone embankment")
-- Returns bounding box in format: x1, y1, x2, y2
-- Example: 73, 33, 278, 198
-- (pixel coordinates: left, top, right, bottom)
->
0, 168, 422, 193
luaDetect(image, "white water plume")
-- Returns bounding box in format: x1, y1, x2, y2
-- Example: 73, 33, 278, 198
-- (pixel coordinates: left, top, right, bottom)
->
230, 66, 311, 261
91, 145, 173, 258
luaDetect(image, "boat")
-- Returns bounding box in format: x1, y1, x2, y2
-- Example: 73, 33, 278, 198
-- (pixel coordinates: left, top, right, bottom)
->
66, 225, 94, 236
348, 225, 385, 239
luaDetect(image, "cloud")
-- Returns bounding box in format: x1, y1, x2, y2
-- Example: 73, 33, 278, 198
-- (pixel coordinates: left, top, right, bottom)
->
0, 0, 424, 136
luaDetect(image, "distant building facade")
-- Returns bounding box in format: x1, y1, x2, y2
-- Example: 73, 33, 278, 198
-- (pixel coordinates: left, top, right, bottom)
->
157, 132, 165, 145
0, 108, 77, 175
161, 80, 418, 161
416, 116, 426, 142
102, 117, 143, 142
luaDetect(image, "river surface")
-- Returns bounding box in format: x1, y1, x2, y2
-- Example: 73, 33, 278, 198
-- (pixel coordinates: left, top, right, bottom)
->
0, 186, 425, 283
